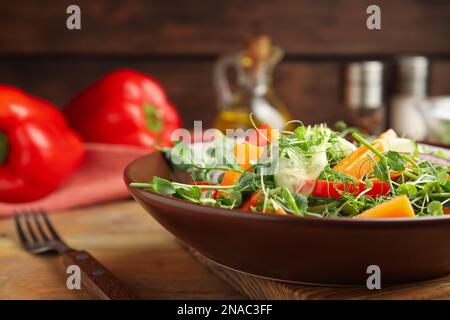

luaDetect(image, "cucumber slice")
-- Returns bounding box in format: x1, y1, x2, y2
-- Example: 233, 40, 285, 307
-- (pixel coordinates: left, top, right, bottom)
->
334, 136, 356, 157
385, 138, 417, 154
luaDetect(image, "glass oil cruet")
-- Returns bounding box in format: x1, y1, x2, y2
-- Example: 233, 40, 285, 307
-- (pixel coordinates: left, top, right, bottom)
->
213, 35, 292, 132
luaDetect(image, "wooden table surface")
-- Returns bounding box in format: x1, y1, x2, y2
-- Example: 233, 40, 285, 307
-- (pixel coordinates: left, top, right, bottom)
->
0, 200, 244, 300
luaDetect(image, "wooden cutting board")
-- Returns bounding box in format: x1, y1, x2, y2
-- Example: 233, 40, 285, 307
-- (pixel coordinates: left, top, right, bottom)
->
184, 246, 450, 300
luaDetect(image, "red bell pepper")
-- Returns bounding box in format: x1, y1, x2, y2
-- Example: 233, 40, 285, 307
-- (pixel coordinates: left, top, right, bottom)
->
0, 86, 84, 203
65, 69, 182, 150
240, 190, 287, 214
312, 180, 390, 198
240, 190, 264, 211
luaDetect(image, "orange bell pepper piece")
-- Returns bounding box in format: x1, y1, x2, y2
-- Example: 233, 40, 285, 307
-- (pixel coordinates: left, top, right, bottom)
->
333, 139, 386, 179
354, 195, 415, 219
233, 142, 263, 171
220, 142, 263, 186
333, 129, 402, 180
221, 170, 242, 186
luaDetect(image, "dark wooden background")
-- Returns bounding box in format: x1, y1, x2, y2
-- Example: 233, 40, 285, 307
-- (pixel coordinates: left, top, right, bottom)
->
0, 0, 449, 127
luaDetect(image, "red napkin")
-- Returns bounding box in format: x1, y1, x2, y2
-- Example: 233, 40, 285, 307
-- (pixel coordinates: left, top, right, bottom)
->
0, 143, 150, 217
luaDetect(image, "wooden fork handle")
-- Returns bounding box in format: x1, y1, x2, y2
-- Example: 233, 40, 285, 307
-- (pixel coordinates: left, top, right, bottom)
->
63, 250, 138, 300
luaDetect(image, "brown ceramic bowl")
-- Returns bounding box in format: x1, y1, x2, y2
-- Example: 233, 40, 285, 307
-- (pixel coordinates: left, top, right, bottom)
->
125, 152, 450, 286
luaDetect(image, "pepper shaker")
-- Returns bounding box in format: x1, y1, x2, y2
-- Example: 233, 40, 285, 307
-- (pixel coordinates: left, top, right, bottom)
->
343, 61, 385, 135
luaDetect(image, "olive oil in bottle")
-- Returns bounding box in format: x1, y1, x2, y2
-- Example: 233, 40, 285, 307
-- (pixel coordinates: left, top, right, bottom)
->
213, 36, 292, 132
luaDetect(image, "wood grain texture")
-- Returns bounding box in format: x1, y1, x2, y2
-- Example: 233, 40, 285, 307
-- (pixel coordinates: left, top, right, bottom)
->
0, 0, 449, 55
1, 200, 449, 300
186, 247, 450, 300
0, 59, 342, 127
0, 201, 244, 300
0, 1, 448, 130
430, 61, 450, 96
0, 57, 448, 130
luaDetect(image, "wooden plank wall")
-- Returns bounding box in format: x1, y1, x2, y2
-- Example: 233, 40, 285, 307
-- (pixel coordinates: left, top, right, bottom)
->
0, 0, 449, 127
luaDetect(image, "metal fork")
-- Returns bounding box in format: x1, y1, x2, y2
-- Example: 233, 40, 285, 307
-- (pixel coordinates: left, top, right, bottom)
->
13, 208, 137, 300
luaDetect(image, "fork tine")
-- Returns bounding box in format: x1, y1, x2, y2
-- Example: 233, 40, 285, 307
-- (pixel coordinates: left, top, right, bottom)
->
39, 209, 62, 241
13, 211, 29, 246
31, 209, 49, 241
24, 210, 39, 243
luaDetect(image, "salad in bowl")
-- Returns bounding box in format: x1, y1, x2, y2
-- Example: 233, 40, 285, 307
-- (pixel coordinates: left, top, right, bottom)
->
130, 121, 450, 219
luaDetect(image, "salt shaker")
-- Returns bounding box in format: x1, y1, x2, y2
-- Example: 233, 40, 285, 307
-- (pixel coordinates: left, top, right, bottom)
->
389, 56, 429, 140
